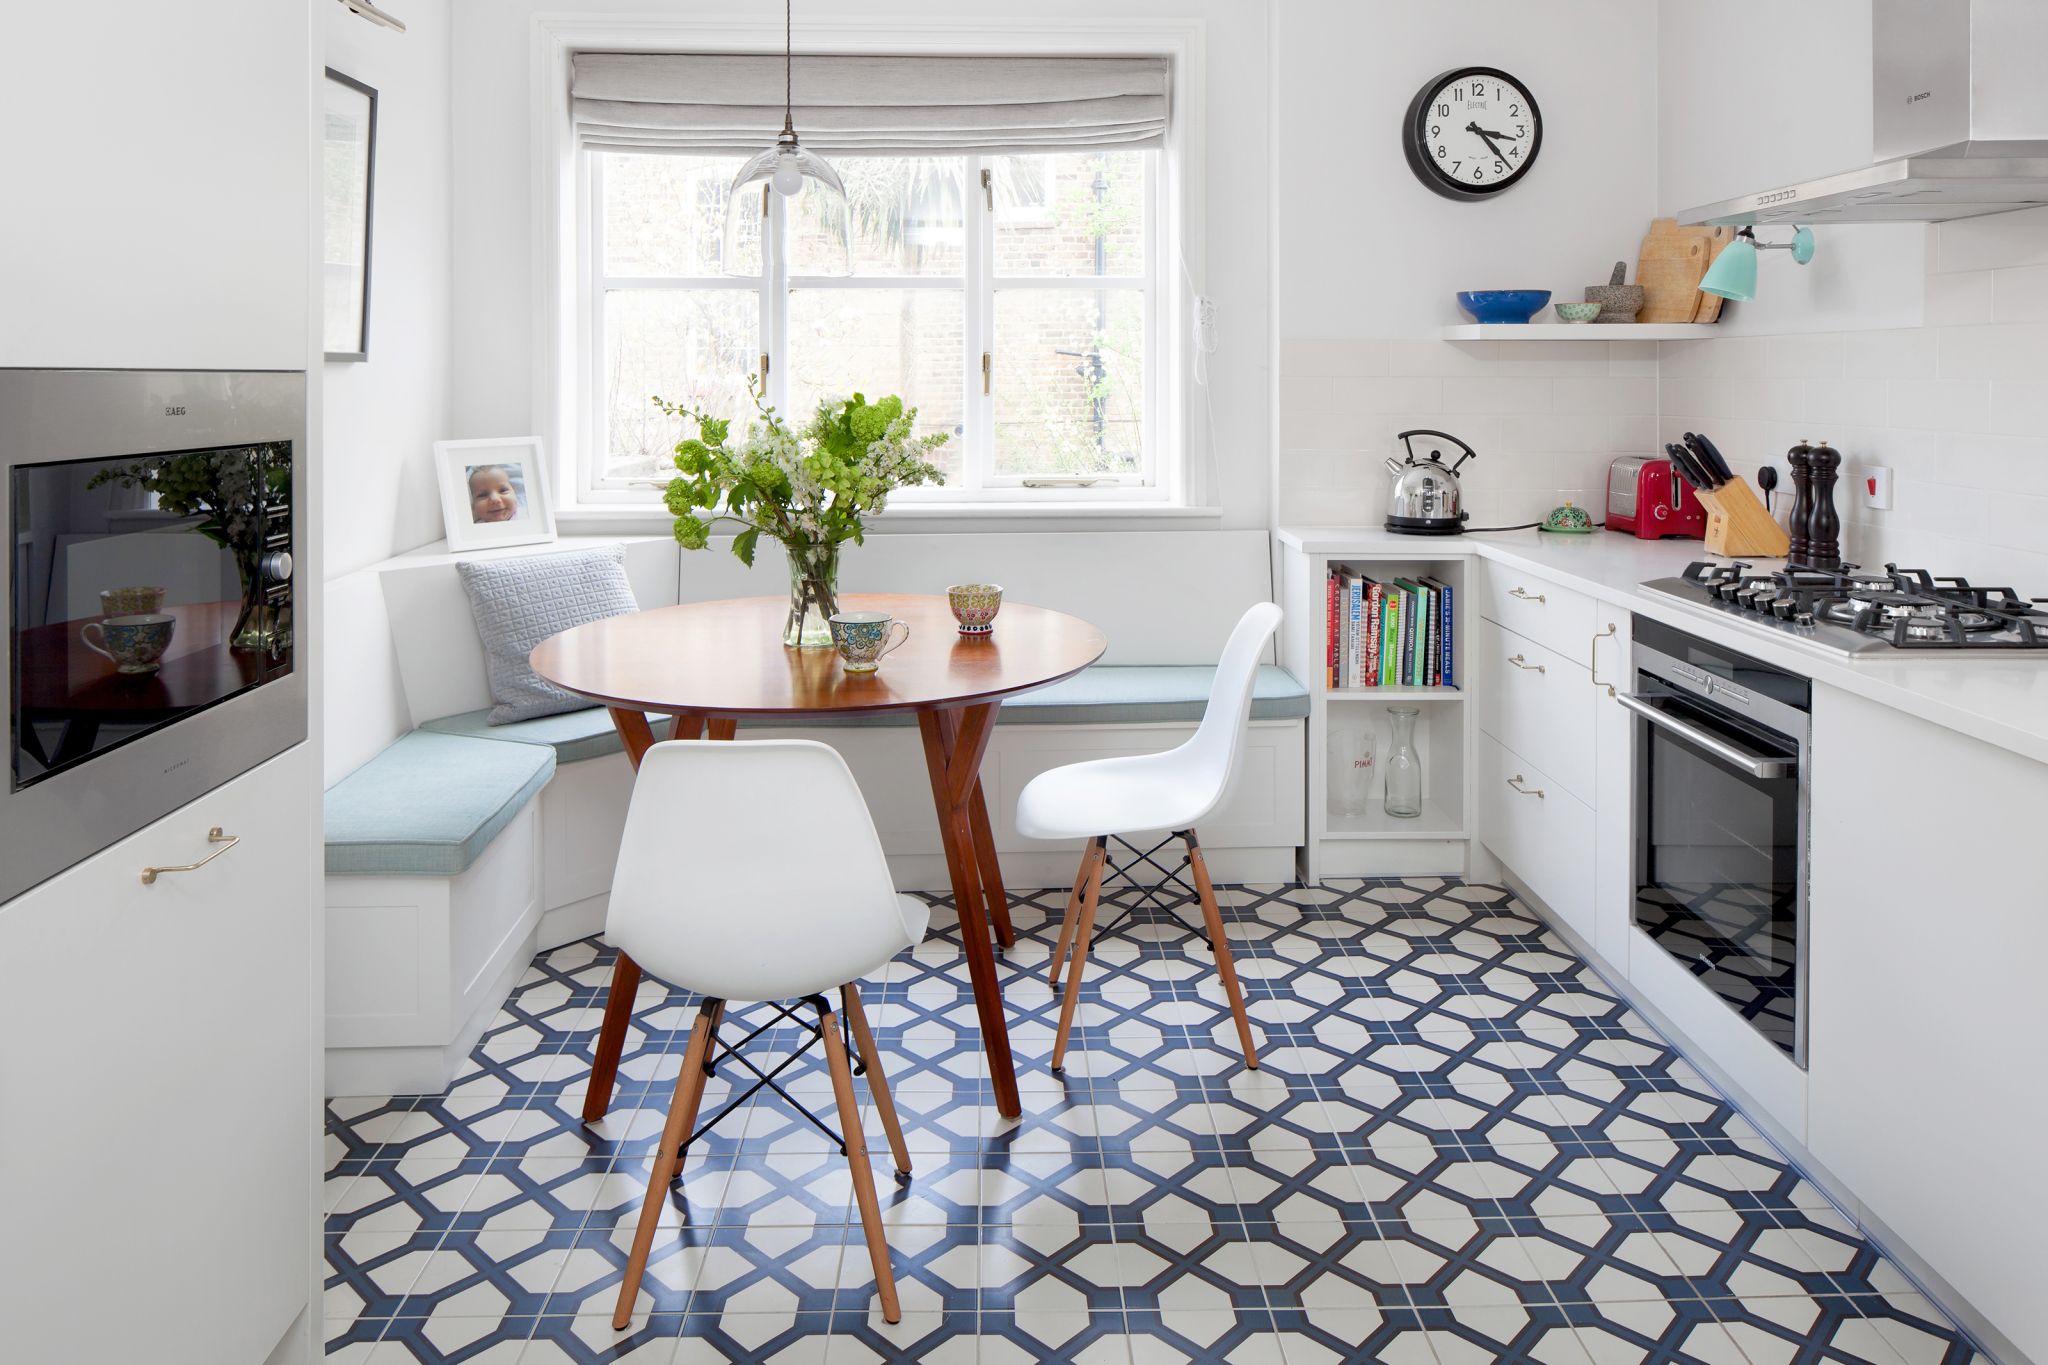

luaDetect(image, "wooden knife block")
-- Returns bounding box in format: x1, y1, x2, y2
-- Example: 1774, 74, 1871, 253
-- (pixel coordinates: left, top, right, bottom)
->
1696, 477, 1791, 557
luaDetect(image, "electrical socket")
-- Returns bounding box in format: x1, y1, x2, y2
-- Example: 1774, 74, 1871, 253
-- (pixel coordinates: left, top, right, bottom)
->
1862, 465, 1894, 511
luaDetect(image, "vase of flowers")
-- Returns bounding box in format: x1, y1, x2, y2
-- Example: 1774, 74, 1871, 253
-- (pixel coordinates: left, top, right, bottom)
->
659, 391, 948, 647
86, 443, 292, 653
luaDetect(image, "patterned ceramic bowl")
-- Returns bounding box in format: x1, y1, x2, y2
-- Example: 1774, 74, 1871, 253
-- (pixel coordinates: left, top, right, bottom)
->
1553, 302, 1602, 324
947, 583, 1003, 635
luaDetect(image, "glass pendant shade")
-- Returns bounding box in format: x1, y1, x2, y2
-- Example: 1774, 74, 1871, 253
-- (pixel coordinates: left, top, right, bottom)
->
1700, 236, 1759, 302
723, 136, 850, 276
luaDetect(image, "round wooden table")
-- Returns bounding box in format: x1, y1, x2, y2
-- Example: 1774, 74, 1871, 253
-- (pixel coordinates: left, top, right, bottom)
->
530, 593, 1107, 1120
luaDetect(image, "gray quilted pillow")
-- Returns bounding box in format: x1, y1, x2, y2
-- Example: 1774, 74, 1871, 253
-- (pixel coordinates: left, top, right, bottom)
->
457, 545, 639, 725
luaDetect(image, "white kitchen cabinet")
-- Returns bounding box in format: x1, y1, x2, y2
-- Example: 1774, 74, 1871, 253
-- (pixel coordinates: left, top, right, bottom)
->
1473, 615, 1598, 802
0, 2, 310, 370
1589, 609, 1634, 965
0, 746, 317, 1364
1476, 559, 1598, 666
1477, 731, 1597, 943
1807, 685, 2048, 1365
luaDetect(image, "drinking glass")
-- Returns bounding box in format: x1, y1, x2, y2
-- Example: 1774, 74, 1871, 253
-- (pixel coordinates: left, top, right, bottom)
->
1326, 722, 1374, 819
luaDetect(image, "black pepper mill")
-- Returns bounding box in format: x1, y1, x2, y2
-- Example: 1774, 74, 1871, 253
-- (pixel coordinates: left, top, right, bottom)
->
1806, 442, 1842, 569
1785, 441, 1814, 565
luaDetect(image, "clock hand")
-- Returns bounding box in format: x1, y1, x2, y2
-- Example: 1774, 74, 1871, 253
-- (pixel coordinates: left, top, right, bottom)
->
1469, 125, 1519, 167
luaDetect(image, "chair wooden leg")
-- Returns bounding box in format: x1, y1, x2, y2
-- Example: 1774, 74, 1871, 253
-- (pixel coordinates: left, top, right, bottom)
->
840, 982, 910, 1178
822, 1003, 901, 1324
1047, 840, 1102, 989
582, 954, 643, 1124
612, 999, 722, 1330
1185, 832, 1258, 1070
1050, 838, 1107, 1072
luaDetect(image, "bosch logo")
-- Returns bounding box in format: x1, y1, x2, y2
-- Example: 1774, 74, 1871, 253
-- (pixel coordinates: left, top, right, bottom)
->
1908, 90, 1932, 104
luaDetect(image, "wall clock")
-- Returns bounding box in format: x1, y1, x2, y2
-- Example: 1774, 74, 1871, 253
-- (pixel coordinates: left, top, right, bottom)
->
1403, 67, 1543, 200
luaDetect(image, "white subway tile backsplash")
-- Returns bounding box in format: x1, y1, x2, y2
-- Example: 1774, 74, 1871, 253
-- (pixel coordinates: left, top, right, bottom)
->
1766, 335, 1844, 380
1937, 324, 2048, 382
1986, 492, 2048, 552
1937, 204, 2048, 273
1440, 376, 1552, 415
1989, 382, 2048, 439
1280, 337, 1390, 378
1993, 262, 2048, 323
1844, 328, 1940, 381
1887, 379, 1989, 433
1926, 269, 1995, 326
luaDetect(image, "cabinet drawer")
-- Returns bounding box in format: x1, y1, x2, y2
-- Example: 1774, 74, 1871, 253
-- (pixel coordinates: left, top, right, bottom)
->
1479, 732, 1595, 941
1474, 616, 1597, 802
1479, 562, 1597, 664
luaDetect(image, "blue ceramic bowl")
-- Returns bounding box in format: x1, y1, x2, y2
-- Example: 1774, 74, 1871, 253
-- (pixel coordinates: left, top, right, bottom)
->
1456, 290, 1553, 324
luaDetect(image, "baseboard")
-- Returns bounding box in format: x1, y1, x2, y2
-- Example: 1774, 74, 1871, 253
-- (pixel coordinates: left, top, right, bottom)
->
325, 922, 538, 1099
1506, 871, 2024, 1365
539, 893, 607, 951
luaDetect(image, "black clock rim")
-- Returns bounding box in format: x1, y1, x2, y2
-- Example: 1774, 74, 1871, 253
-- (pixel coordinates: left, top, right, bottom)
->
1403, 65, 1544, 200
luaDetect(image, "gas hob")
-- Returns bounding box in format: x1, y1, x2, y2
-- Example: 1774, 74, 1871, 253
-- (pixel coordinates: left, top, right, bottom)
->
1639, 560, 2048, 657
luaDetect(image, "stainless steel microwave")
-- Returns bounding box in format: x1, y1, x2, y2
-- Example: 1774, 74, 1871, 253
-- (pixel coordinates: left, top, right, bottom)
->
2, 369, 306, 903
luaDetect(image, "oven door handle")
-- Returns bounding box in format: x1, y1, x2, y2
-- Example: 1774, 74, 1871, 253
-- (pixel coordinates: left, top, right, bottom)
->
1615, 692, 1796, 779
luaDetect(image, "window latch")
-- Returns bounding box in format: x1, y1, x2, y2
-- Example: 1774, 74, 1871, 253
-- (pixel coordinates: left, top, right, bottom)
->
1021, 477, 1106, 488
980, 168, 994, 212
981, 352, 991, 395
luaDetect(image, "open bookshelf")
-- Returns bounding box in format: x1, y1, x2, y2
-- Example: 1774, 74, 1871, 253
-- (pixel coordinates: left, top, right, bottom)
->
1279, 545, 1477, 882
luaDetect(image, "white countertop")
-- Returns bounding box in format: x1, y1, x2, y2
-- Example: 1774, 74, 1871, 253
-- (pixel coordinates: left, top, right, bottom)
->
1278, 526, 2048, 767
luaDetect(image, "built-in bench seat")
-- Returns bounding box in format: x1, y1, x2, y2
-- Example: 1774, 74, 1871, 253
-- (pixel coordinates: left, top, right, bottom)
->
415, 664, 1310, 760
324, 730, 556, 877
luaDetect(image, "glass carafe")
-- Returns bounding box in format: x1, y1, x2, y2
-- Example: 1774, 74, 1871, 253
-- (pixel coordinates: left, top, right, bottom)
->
1383, 706, 1422, 819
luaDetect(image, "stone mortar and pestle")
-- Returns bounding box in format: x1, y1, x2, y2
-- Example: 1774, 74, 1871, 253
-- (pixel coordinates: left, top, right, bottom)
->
1585, 262, 1645, 324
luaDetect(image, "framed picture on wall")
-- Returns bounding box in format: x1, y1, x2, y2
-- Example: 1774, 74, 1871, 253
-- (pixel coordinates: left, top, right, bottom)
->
433, 437, 560, 553
322, 69, 378, 361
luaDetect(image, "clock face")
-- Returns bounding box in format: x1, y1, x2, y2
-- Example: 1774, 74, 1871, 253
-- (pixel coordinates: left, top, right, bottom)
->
1403, 66, 1543, 200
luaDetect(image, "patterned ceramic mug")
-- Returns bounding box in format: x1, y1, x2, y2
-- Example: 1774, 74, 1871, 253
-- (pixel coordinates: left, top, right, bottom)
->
947, 583, 1003, 636
81, 613, 176, 674
99, 585, 166, 618
828, 611, 910, 673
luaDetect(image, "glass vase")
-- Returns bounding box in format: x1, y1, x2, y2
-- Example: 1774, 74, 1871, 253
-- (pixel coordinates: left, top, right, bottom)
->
1326, 722, 1374, 820
230, 554, 286, 654
1383, 706, 1423, 819
783, 541, 841, 648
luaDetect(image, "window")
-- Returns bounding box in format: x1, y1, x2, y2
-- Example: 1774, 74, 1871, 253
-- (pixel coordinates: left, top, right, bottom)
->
580, 147, 1165, 504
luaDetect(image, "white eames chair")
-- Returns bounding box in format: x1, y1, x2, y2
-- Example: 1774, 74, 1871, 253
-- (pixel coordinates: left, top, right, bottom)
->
604, 739, 926, 1329
1015, 602, 1283, 1072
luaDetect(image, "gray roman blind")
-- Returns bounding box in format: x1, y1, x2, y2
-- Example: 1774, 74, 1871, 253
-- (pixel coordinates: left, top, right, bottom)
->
570, 53, 1170, 155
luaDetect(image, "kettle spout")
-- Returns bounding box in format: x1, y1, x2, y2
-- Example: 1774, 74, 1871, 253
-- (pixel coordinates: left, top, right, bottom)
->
1384, 455, 1407, 476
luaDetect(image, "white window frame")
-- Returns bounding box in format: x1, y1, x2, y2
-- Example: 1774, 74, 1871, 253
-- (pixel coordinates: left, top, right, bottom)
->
534, 13, 1208, 520
578, 149, 1168, 506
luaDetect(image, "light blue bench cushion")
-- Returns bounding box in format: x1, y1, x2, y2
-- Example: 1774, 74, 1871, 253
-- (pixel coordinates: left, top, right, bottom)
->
325, 731, 556, 877
419, 665, 1310, 760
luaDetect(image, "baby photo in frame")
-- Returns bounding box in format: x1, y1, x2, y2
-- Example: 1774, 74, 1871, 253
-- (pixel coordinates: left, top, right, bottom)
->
433, 437, 558, 552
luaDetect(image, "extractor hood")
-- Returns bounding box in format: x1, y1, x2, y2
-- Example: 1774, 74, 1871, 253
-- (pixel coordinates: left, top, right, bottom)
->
1681, 0, 2048, 227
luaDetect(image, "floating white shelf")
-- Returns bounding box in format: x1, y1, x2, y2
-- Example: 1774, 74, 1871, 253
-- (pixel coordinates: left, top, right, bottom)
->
1440, 323, 1722, 341
1327, 685, 1464, 702
1323, 798, 1464, 840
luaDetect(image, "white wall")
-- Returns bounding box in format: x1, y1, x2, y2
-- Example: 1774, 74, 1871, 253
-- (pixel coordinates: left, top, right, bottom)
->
0, 1, 309, 369
321, 0, 457, 785
447, 0, 1274, 530
1277, 0, 1662, 527
1657, 0, 1921, 336
322, 0, 456, 576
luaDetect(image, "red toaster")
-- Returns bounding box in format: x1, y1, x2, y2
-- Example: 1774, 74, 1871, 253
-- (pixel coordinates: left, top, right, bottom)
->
1607, 455, 1706, 539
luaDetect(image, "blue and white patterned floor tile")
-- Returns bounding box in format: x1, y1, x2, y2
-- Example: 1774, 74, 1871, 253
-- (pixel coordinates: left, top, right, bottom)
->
325, 879, 1989, 1364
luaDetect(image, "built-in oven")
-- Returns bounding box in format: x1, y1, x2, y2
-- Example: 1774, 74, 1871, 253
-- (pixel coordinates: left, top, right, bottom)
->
3, 369, 305, 903
1621, 615, 1811, 1066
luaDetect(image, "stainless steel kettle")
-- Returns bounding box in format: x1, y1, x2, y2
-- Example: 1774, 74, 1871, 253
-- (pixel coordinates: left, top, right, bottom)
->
1384, 428, 1477, 535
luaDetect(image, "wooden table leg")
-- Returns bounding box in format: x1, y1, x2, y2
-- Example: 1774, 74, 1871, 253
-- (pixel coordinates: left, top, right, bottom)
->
583, 708, 666, 1124
918, 704, 1021, 1118
966, 779, 1016, 949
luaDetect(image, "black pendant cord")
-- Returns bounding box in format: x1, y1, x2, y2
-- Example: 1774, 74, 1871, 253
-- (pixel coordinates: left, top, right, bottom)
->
1085, 832, 1213, 953
781, 0, 795, 139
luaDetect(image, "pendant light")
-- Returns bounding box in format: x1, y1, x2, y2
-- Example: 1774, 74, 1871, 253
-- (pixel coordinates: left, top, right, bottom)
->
723, 0, 850, 276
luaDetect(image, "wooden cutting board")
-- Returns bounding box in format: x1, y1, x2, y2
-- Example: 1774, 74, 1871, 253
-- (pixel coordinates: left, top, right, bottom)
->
1690, 224, 1736, 323
1636, 218, 1710, 324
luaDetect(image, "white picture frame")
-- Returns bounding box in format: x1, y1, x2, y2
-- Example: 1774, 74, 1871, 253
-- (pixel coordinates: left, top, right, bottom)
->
432, 437, 559, 553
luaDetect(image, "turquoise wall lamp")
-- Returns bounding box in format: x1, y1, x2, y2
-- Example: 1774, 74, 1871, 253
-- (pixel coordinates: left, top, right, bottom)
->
1700, 226, 1817, 302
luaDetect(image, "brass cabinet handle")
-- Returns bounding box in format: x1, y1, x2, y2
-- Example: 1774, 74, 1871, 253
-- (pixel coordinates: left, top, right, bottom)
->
1507, 653, 1546, 673
1506, 775, 1545, 799
1509, 586, 1546, 603
1591, 622, 1618, 698
141, 827, 239, 885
